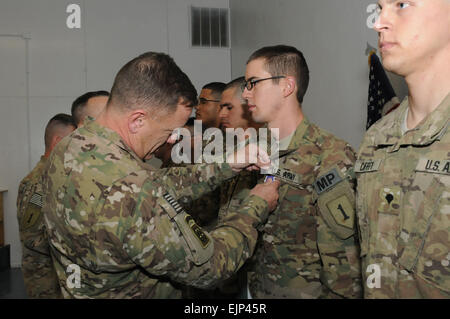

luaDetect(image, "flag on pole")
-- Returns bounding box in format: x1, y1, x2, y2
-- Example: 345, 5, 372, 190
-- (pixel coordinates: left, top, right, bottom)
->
366, 51, 400, 130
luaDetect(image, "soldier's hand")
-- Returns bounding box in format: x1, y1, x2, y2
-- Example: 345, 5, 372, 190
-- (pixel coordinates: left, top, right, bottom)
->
226, 143, 271, 172
250, 179, 281, 212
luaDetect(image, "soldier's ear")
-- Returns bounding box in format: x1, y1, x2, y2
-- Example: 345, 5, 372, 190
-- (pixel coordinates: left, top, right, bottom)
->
282, 76, 296, 98
128, 110, 147, 134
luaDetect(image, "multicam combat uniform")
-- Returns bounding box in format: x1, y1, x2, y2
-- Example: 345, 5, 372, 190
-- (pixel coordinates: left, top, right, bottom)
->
356, 94, 450, 298
41, 119, 270, 298
248, 117, 362, 299
17, 156, 62, 298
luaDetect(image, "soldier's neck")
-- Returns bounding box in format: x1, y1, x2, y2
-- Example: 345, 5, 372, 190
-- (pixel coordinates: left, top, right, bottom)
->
268, 102, 304, 141
405, 50, 450, 130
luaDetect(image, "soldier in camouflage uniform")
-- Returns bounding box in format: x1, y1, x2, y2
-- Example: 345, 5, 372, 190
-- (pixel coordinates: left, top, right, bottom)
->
17, 113, 76, 298
71, 90, 109, 127
356, 0, 450, 298
241, 45, 362, 298
41, 52, 280, 299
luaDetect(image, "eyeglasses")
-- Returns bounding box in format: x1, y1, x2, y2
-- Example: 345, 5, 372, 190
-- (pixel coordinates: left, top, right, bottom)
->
242, 76, 286, 91
198, 97, 220, 105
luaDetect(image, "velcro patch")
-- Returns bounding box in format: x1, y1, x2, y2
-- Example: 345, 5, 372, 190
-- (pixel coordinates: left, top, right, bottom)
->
21, 193, 43, 230
30, 192, 43, 208
185, 215, 210, 249
271, 168, 301, 186
163, 193, 185, 214
314, 168, 343, 195
415, 158, 450, 175
354, 159, 382, 173
160, 192, 213, 265
326, 195, 354, 229
317, 182, 356, 239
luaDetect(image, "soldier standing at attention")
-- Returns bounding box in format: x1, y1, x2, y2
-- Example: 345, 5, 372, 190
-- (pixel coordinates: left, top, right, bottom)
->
356, 0, 450, 298
17, 113, 76, 298
41, 52, 280, 299
242, 45, 362, 299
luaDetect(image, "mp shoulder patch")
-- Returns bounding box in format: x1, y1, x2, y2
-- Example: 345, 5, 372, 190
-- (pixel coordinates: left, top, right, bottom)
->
314, 168, 343, 195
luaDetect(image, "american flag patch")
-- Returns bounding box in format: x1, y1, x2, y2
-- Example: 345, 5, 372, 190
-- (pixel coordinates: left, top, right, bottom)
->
29, 193, 43, 208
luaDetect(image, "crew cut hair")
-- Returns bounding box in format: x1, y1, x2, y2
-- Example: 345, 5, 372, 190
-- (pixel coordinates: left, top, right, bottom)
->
202, 82, 226, 100
71, 91, 110, 126
109, 52, 197, 113
247, 45, 310, 104
44, 113, 76, 149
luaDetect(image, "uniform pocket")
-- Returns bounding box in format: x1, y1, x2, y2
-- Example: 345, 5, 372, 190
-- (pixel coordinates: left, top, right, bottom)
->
398, 173, 450, 292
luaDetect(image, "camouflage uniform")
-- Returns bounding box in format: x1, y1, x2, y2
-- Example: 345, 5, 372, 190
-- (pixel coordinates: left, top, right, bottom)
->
248, 117, 362, 299
41, 118, 270, 298
17, 156, 62, 298
356, 94, 450, 298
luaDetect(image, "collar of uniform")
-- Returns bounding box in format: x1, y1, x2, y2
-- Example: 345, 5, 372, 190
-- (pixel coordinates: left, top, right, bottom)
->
374, 93, 450, 152
286, 116, 311, 151
83, 117, 142, 162
408, 92, 450, 146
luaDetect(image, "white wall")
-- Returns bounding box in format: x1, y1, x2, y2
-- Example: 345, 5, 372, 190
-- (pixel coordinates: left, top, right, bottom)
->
0, 0, 230, 267
230, 0, 408, 150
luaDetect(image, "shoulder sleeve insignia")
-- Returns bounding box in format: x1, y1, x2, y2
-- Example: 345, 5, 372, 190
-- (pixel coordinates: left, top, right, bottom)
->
314, 168, 343, 195
317, 181, 356, 239
21, 192, 43, 230
159, 192, 214, 265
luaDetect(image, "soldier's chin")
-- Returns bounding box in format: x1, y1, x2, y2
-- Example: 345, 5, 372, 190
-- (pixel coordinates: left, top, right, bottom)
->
380, 55, 401, 75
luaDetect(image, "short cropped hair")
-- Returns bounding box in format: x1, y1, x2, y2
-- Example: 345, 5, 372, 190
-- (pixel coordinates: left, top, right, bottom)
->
224, 77, 246, 100
202, 82, 227, 100
109, 52, 197, 114
71, 91, 110, 125
44, 113, 76, 150
247, 45, 310, 104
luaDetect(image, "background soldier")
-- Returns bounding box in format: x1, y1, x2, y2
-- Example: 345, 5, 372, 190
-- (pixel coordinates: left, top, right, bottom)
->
195, 82, 226, 130
41, 52, 280, 299
71, 90, 109, 127
242, 45, 362, 299
17, 113, 76, 298
356, 0, 450, 298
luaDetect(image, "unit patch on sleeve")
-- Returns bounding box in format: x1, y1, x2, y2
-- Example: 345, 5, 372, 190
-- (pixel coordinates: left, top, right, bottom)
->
314, 168, 343, 195
21, 192, 43, 230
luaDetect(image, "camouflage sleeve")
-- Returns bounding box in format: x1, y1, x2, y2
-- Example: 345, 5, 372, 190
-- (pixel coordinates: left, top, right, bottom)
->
160, 162, 237, 204
183, 187, 221, 227
103, 178, 269, 289
16, 177, 62, 299
314, 144, 362, 298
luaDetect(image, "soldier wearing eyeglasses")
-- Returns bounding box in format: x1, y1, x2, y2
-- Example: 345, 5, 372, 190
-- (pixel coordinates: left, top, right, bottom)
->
195, 82, 226, 130
241, 45, 362, 299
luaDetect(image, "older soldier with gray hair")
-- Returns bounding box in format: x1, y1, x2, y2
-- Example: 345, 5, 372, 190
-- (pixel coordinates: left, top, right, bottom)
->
356, 0, 450, 298
42, 52, 280, 299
